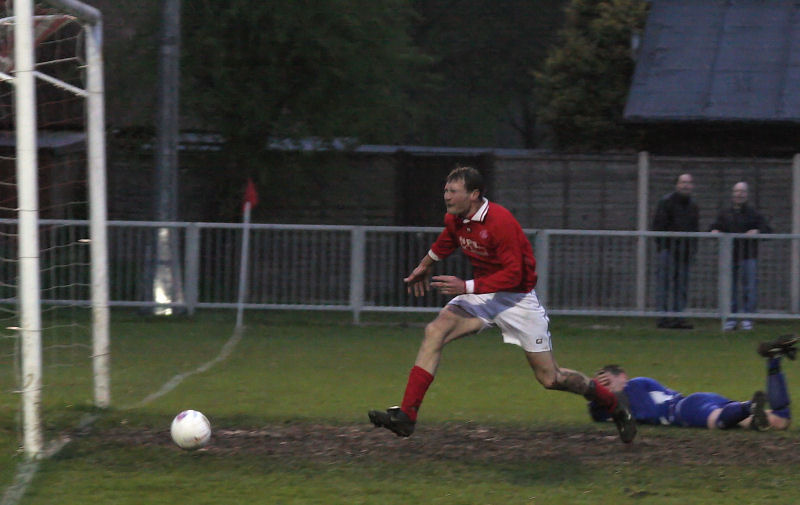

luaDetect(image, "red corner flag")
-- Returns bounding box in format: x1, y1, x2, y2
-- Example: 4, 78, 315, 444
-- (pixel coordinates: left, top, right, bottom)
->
243, 177, 259, 211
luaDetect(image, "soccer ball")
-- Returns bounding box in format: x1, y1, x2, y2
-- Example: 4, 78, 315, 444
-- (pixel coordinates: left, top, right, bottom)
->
170, 410, 212, 450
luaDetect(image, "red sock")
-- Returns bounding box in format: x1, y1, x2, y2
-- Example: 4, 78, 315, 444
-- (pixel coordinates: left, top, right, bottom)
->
400, 366, 434, 421
591, 379, 618, 411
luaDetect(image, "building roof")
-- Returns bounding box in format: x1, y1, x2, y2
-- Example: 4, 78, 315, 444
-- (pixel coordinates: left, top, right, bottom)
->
624, 0, 800, 124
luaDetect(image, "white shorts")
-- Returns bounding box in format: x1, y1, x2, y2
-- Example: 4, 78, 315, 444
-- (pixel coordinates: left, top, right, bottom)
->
447, 289, 552, 353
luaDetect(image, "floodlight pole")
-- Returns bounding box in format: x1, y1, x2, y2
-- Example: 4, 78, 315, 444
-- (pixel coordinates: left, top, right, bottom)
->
152, 0, 184, 314
155, 0, 180, 224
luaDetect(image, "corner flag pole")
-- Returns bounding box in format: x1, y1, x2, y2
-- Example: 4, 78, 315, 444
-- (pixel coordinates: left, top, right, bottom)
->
235, 178, 258, 328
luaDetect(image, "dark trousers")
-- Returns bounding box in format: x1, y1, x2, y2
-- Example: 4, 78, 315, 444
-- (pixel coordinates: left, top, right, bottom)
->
731, 258, 758, 315
656, 249, 690, 314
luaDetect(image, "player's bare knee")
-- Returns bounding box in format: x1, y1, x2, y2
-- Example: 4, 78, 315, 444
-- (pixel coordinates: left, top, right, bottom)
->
420, 321, 447, 350
540, 378, 559, 390
424, 320, 445, 339
425, 310, 466, 341
534, 369, 559, 389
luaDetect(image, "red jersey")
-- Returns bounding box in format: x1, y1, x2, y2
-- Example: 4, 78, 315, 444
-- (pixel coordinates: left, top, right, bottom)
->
429, 199, 537, 294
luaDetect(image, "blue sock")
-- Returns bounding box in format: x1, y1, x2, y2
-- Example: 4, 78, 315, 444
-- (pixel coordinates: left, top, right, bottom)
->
715, 402, 750, 429
768, 357, 782, 375
767, 357, 790, 417
772, 408, 791, 419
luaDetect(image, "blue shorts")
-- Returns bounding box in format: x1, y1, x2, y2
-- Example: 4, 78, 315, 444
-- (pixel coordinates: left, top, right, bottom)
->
674, 393, 732, 427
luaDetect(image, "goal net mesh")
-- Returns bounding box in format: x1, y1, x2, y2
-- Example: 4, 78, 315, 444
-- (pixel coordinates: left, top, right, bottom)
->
0, 1, 95, 453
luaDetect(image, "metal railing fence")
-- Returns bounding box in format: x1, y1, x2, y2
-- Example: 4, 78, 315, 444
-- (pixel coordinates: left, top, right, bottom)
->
7, 219, 800, 324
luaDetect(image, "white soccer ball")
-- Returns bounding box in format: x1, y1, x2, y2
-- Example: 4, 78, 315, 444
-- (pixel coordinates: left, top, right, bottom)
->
170, 409, 212, 450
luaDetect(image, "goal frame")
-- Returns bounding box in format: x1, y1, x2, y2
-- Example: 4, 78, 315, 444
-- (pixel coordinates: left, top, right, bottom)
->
14, 0, 108, 458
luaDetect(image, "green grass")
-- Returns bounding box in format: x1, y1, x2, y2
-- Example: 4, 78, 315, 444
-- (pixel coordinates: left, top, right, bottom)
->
26, 446, 796, 505
3, 311, 800, 504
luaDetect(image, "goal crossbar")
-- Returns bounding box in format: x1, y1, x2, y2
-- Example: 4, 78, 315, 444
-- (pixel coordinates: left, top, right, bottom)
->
44, 0, 99, 25
0, 13, 88, 95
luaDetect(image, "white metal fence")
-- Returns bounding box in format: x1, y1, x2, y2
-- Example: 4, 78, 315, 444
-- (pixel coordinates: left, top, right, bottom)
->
13, 219, 800, 323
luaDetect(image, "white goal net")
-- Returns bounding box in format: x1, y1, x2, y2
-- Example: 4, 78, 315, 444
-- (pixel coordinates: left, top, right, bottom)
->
0, 0, 107, 459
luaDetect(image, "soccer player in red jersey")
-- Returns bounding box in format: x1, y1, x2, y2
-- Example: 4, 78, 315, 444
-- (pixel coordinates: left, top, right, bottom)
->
369, 166, 637, 443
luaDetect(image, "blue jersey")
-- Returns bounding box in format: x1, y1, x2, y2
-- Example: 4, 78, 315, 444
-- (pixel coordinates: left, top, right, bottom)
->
623, 377, 684, 425
624, 377, 683, 424
589, 377, 683, 425
589, 377, 737, 428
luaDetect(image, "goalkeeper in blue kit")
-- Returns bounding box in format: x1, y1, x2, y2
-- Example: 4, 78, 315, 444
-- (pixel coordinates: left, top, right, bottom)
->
588, 335, 797, 431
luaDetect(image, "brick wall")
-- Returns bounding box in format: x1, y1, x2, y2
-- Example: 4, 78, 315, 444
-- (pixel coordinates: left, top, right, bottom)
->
107, 140, 795, 232
494, 153, 792, 232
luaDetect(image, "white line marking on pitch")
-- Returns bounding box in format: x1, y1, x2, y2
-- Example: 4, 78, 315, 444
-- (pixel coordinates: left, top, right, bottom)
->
1, 325, 244, 505
121, 325, 243, 410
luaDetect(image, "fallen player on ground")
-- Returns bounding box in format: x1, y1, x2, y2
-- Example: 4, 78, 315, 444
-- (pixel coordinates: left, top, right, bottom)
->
588, 335, 797, 431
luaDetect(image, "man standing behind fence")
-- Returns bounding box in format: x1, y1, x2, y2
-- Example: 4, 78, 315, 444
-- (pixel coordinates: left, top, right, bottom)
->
652, 173, 700, 329
710, 181, 772, 331
368, 166, 636, 444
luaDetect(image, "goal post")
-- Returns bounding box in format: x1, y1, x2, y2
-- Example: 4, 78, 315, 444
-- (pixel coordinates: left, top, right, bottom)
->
9, 0, 108, 458
16, 0, 44, 459
76, 0, 111, 411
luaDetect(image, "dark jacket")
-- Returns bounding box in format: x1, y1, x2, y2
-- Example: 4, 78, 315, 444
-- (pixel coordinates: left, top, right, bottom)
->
709, 203, 772, 260
652, 192, 700, 259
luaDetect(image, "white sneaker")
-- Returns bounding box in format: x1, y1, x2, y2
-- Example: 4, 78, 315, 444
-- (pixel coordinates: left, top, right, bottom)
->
723, 320, 737, 331
740, 320, 753, 331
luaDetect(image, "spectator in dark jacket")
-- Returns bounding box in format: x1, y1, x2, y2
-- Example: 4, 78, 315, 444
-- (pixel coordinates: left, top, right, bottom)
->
652, 173, 700, 329
711, 181, 772, 331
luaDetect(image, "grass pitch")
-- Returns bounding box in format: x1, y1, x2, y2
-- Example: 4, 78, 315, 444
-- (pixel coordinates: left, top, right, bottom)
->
2, 310, 800, 504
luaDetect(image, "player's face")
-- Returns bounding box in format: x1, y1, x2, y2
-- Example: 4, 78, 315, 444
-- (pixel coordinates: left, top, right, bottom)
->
732, 182, 748, 206
675, 174, 693, 196
443, 179, 478, 216
595, 371, 628, 393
